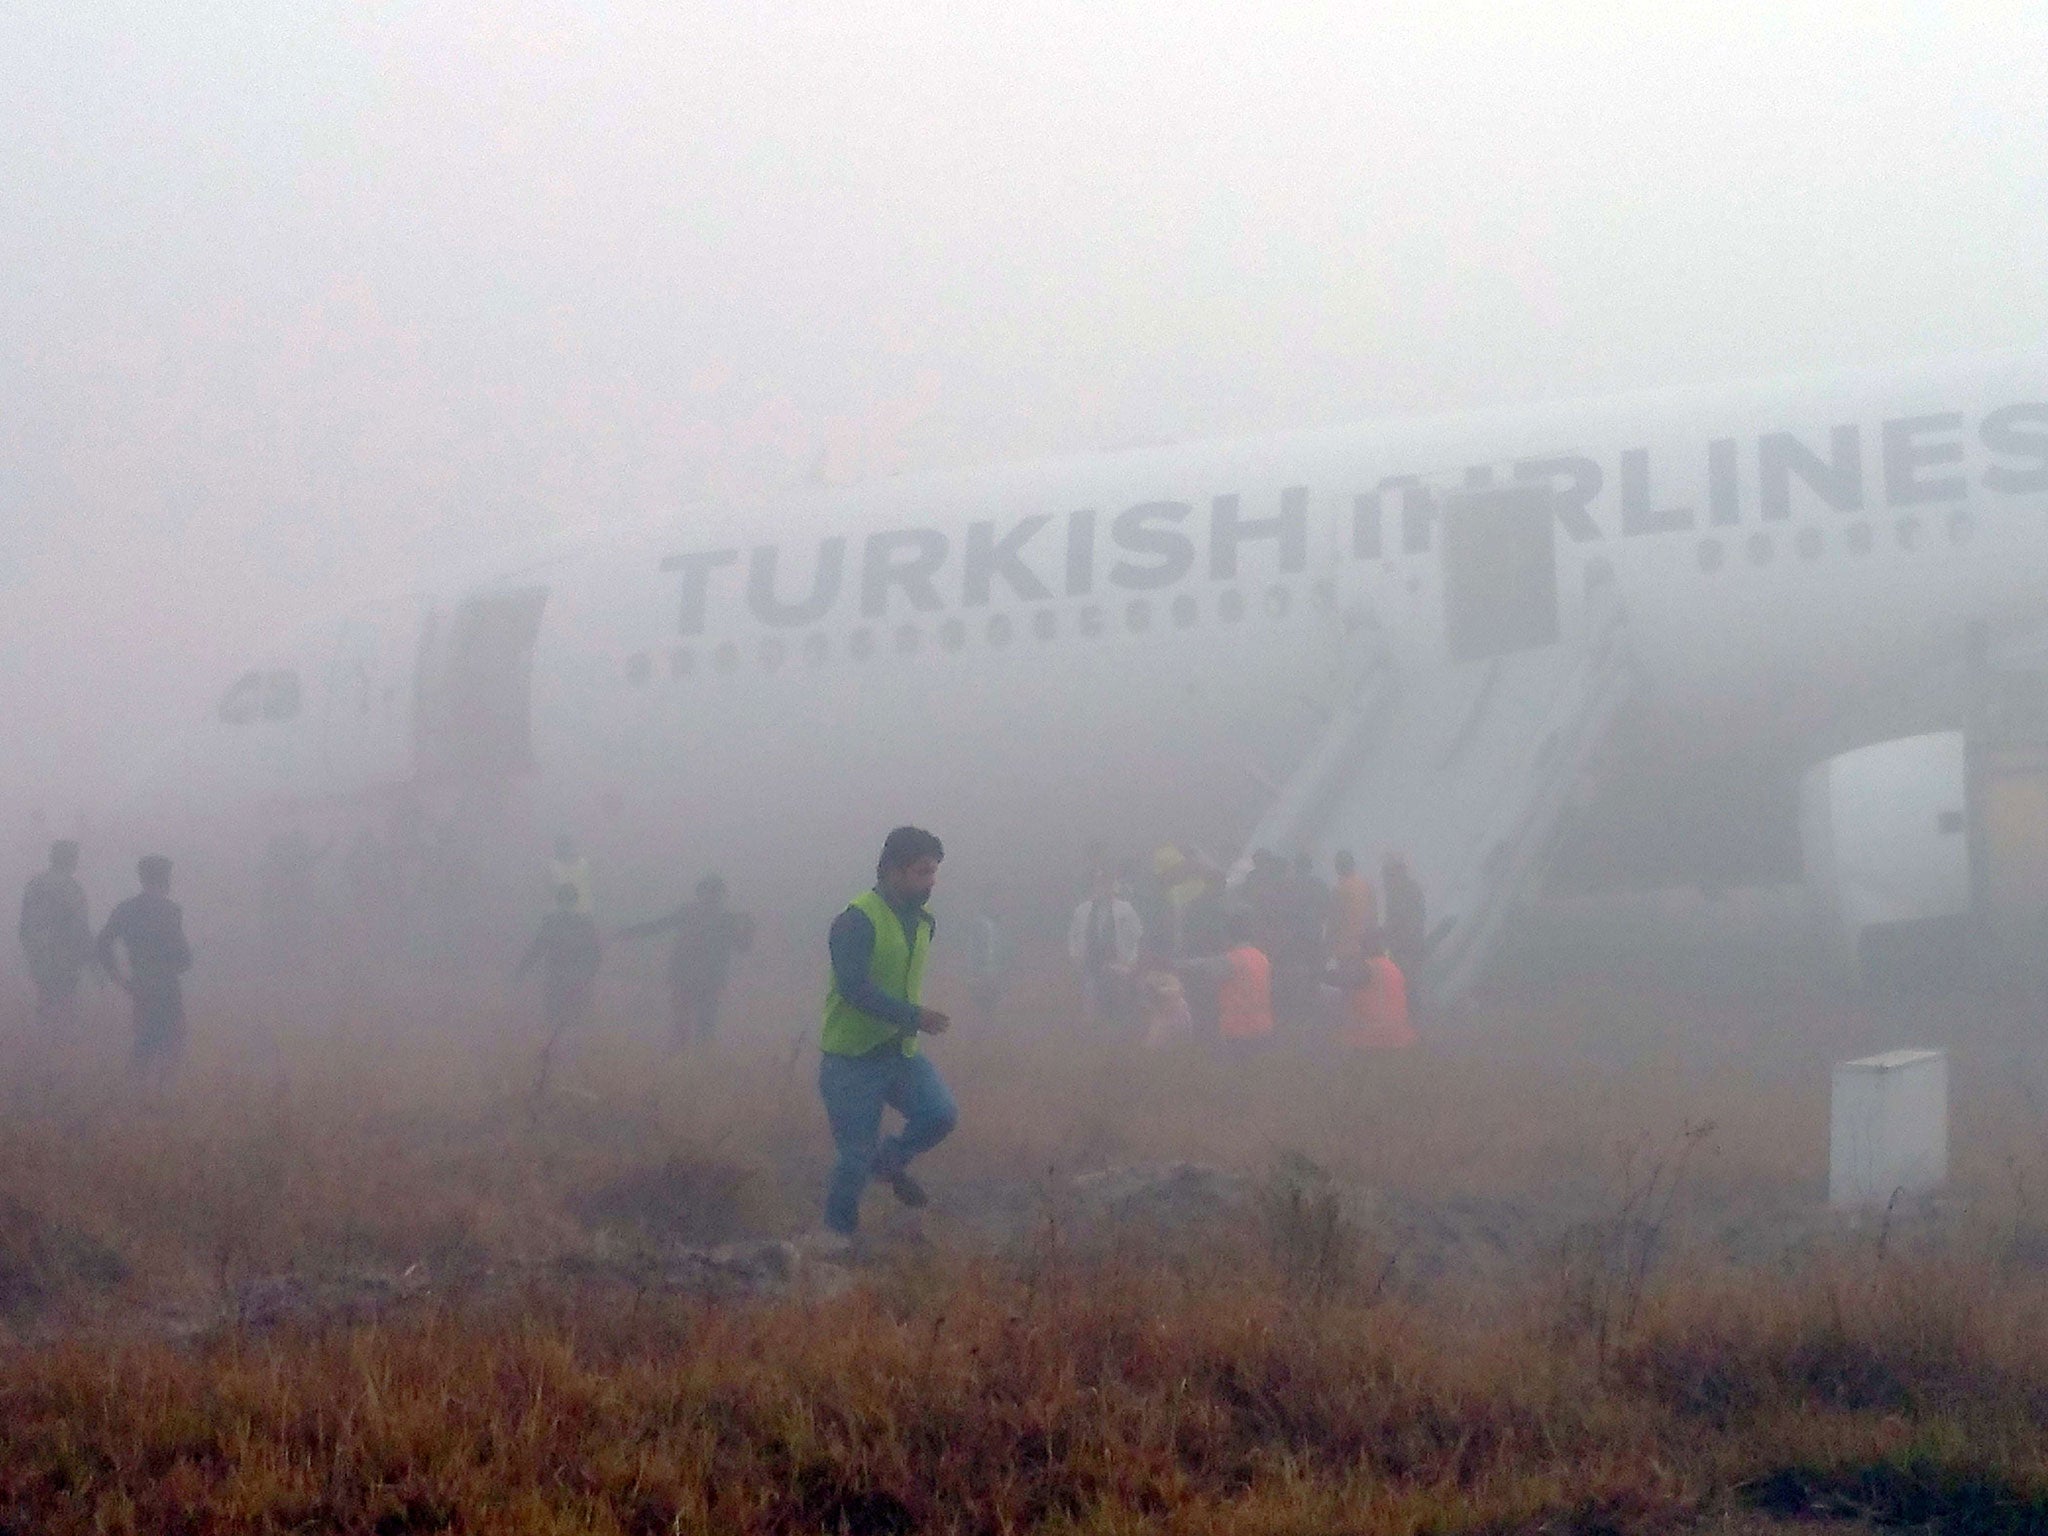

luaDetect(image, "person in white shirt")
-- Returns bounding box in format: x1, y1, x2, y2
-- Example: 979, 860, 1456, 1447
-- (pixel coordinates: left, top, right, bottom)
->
1067, 868, 1142, 1030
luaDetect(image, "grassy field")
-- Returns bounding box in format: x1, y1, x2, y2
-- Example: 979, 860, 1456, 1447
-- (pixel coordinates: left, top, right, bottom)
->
2, 965, 2047, 1533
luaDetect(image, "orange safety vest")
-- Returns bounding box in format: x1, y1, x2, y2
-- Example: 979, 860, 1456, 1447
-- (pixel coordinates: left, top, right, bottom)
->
1338, 954, 1416, 1050
1216, 945, 1275, 1040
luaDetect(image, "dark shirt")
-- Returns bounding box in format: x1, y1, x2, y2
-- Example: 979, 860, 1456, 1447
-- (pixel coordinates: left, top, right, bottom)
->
827, 892, 934, 1032
520, 909, 601, 987
21, 871, 91, 973
96, 892, 192, 996
623, 899, 754, 990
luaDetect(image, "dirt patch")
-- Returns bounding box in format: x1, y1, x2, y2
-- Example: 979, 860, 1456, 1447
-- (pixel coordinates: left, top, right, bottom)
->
0, 1198, 127, 1322
1744, 1461, 2048, 1532
570, 1154, 756, 1245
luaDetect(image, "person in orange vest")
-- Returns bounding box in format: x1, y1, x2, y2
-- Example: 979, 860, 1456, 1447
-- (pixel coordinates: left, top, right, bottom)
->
1382, 853, 1428, 1017
1331, 928, 1416, 1051
1179, 910, 1275, 1056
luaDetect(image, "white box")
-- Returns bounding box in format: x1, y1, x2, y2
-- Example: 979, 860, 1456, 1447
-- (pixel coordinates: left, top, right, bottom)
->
1829, 1049, 1948, 1209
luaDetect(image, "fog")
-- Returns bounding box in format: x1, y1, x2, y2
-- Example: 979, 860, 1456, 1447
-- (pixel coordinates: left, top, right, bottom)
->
3, 1, 2045, 824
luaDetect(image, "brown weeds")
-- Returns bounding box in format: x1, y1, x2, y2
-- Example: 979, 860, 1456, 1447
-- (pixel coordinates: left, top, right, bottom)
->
0, 982, 2045, 1531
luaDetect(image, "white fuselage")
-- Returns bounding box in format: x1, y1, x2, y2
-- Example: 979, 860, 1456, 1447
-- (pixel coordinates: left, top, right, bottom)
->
142, 351, 2048, 930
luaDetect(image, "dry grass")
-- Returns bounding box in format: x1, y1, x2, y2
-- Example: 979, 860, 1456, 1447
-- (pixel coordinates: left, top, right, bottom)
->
0, 970, 2045, 1532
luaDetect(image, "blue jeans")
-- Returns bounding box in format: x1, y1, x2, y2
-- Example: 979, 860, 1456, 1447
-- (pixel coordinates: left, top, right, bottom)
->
818, 1049, 958, 1234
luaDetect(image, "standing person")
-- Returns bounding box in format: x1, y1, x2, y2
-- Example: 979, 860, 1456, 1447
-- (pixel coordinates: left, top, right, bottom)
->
95, 856, 193, 1083
516, 883, 603, 1038
1267, 851, 1331, 1030
1067, 867, 1141, 1029
1331, 931, 1416, 1051
618, 874, 755, 1047
1179, 911, 1275, 1056
1382, 853, 1429, 1012
963, 885, 1015, 1029
817, 826, 958, 1248
1327, 850, 1380, 972
20, 840, 93, 1029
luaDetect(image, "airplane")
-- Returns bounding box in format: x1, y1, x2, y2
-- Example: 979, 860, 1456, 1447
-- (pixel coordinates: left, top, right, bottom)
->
128, 349, 2048, 998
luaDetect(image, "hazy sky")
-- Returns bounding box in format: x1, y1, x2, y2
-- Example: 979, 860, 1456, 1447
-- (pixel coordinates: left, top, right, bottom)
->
3, 2, 2045, 812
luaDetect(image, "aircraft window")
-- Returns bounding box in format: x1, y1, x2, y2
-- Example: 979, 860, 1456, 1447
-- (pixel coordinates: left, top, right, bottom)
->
1033, 609, 1057, 641
1265, 585, 1291, 618
1078, 605, 1103, 637
1895, 515, 1921, 551
985, 614, 1013, 648
625, 652, 652, 687
939, 617, 966, 652
1745, 532, 1773, 567
670, 647, 695, 678
759, 636, 787, 670
1948, 510, 1974, 546
218, 671, 264, 725
261, 671, 301, 721
1172, 594, 1199, 627
1846, 522, 1874, 555
802, 633, 829, 666
894, 623, 921, 654
1125, 599, 1152, 633
1217, 590, 1246, 623
1796, 527, 1824, 561
715, 642, 740, 673
847, 628, 875, 661
1696, 539, 1724, 573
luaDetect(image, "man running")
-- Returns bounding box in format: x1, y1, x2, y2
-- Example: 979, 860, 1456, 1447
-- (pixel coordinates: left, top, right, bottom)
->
20, 840, 92, 1028
96, 855, 193, 1082
816, 826, 958, 1247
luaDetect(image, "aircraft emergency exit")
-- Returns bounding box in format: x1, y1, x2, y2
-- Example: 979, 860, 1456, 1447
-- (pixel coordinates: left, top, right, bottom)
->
132, 350, 2048, 998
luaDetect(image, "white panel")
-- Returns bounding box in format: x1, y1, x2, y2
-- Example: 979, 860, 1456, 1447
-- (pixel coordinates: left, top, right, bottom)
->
1829, 1049, 1948, 1208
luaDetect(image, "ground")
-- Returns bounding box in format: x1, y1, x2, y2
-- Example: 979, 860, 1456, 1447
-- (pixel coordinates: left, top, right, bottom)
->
1, 958, 2045, 1533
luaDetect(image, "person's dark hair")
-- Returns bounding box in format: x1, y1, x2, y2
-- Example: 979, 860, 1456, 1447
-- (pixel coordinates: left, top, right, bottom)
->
1333, 849, 1356, 877
878, 825, 944, 880
50, 840, 79, 872
696, 873, 727, 902
138, 855, 172, 889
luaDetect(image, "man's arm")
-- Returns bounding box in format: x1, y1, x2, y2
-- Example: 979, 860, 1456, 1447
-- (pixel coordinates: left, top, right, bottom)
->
617, 905, 683, 941
827, 907, 921, 1031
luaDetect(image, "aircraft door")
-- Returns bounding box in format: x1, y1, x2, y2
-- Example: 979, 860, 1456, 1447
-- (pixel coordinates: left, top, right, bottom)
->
415, 586, 550, 780
1440, 485, 1560, 663
322, 597, 430, 794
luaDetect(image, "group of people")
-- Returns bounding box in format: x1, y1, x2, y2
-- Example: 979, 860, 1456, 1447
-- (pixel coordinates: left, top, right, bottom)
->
806, 826, 1432, 1250
1067, 843, 1426, 1052
514, 836, 757, 1048
17, 840, 194, 1081
15, 819, 1429, 1252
